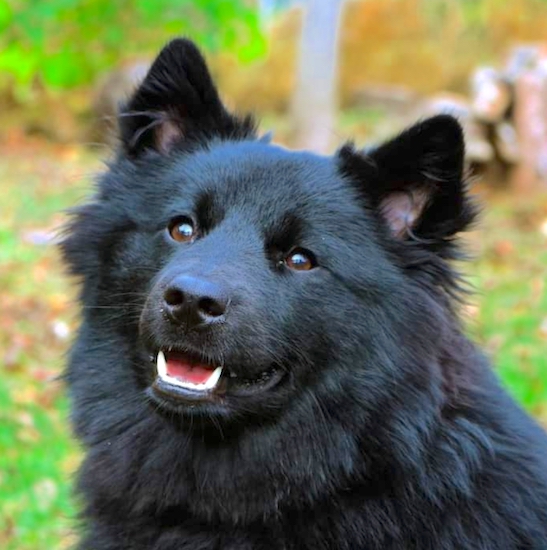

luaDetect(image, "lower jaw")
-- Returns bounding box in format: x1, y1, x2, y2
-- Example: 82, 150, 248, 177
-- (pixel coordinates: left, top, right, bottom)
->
146, 385, 231, 416
151, 368, 286, 403
151, 375, 226, 405
148, 366, 287, 408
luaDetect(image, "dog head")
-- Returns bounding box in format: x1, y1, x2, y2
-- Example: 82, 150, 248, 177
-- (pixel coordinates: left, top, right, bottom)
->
62, 39, 475, 431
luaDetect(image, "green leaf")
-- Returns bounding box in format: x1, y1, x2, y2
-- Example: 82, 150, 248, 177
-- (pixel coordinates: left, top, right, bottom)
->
0, 0, 265, 97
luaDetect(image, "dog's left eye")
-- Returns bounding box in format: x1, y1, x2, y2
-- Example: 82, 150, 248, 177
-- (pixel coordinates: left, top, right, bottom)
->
285, 248, 317, 271
168, 217, 196, 243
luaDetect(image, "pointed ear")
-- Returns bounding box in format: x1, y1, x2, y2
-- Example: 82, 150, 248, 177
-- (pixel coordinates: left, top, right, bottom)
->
338, 115, 476, 240
119, 38, 256, 157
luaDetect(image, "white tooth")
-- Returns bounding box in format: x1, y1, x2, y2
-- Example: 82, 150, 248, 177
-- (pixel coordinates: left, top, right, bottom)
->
203, 366, 223, 390
156, 351, 167, 378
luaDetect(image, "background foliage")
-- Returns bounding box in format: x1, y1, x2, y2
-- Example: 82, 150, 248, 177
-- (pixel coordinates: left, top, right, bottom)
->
0, 0, 265, 101
4, 0, 547, 111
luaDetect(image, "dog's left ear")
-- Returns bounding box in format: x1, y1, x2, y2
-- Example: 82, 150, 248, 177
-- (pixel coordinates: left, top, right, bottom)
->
119, 38, 256, 157
338, 115, 476, 240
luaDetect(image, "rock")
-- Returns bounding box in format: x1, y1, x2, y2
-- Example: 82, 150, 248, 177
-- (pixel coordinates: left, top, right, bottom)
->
412, 92, 494, 164
511, 60, 547, 190
470, 67, 512, 124
494, 121, 520, 164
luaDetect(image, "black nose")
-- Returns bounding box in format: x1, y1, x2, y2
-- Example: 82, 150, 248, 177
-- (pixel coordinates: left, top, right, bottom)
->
163, 275, 229, 328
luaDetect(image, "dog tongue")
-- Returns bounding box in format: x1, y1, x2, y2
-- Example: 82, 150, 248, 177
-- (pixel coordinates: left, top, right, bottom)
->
166, 355, 216, 384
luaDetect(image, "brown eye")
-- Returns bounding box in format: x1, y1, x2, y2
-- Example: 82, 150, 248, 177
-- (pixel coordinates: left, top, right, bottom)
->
168, 217, 196, 243
285, 248, 317, 271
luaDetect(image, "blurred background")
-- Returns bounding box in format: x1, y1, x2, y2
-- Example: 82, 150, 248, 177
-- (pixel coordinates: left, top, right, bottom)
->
1, 0, 547, 548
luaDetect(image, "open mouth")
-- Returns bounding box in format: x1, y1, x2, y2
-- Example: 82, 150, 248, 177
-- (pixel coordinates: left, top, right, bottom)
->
151, 350, 285, 405
156, 350, 223, 392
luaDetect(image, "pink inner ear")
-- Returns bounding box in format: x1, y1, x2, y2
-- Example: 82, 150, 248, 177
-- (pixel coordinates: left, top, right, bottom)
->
154, 118, 183, 154
379, 188, 430, 238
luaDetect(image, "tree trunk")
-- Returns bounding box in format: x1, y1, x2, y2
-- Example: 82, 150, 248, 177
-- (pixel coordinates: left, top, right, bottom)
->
291, 0, 344, 153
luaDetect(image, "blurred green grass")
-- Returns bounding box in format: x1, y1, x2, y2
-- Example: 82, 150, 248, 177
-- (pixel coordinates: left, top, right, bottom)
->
0, 142, 96, 550
0, 133, 546, 550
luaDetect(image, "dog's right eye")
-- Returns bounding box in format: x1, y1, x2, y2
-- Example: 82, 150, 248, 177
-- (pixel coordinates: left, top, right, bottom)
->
168, 217, 196, 243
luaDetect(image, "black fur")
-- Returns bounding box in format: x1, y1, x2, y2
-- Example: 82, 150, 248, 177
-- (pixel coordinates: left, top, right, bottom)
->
61, 39, 547, 549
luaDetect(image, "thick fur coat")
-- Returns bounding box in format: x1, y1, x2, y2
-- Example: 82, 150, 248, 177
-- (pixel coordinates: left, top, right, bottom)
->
61, 39, 547, 549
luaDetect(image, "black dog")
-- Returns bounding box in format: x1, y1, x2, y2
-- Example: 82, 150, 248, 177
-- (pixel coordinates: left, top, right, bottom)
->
61, 39, 547, 549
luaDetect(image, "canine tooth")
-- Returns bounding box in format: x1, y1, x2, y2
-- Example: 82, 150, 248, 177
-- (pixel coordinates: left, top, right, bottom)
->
156, 351, 167, 378
203, 366, 223, 390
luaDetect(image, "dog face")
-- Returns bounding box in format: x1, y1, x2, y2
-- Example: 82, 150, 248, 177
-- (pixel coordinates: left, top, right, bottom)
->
62, 39, 474, 429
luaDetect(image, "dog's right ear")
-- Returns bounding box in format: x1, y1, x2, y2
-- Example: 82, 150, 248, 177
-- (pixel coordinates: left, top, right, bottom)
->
119, 38, 256, 157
